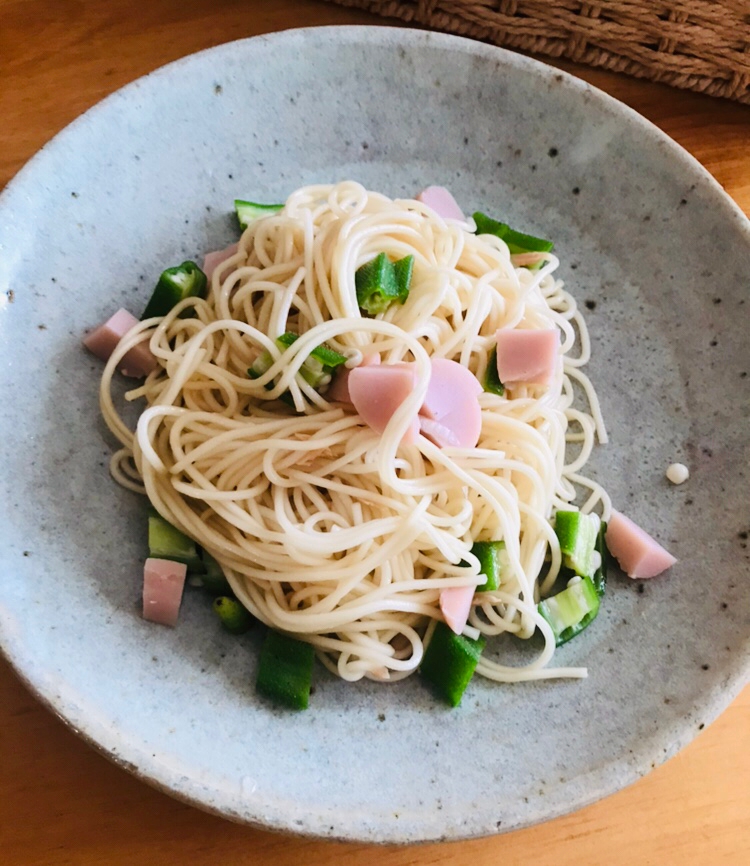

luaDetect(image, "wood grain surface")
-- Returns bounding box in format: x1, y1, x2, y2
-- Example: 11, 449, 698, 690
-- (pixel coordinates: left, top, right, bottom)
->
1, 2, 749, 863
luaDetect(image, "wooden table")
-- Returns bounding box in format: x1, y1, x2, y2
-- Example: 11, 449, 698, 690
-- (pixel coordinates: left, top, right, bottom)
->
2, 2, 749, 863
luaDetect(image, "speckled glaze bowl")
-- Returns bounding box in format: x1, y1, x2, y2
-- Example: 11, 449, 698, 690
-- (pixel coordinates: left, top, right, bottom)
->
0, 26, 748, 844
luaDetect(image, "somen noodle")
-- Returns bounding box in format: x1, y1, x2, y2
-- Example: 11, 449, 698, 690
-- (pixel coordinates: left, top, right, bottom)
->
98, 181, 610, 686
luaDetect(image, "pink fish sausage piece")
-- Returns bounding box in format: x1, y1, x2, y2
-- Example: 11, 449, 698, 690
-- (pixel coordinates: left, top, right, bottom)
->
325, 368, 352, 404
326, 352, 380, 403
202, 242, 239, 281
440, 584, 475, 635
419, 358, 482, 448
511, 252, 549, 267
348, 363, 419, 444
420, 358, 482, 419
83, 308, 138, 361
83, 308, 157, 378
142, 558, 188, 626
419, 416, 461, 448
495, 328, 559, 386
119, 339, 159, 378
416, 186, 465, 221
605, 510, 677, 579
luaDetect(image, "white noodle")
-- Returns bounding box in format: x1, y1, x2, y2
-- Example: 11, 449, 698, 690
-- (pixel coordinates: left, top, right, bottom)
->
99, 181, 609, 685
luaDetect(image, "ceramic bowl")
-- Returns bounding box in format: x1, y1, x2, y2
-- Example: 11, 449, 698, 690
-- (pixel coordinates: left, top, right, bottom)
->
1, 26, 748, 843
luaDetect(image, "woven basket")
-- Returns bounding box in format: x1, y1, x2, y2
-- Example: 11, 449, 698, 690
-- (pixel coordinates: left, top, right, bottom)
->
326, 1, 750, 104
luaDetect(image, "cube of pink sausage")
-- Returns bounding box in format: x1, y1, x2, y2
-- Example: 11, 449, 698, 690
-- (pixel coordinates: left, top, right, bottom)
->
348, 363, 420, 444
420, 358, 482, 419
142, 558, 188, 627
419, 358, 482, 449
440, 584, 475, 635
202, 242, 238, 281
495, 328, 559, 386
416, 186, 465, 221
326, 352, 380, 403
83, 308, 157, 378
419, 416, 461, 448
605, 510, 677, 579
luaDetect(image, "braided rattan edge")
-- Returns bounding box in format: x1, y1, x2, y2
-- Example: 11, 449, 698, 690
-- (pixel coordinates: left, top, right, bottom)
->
326, 0, 750, 105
